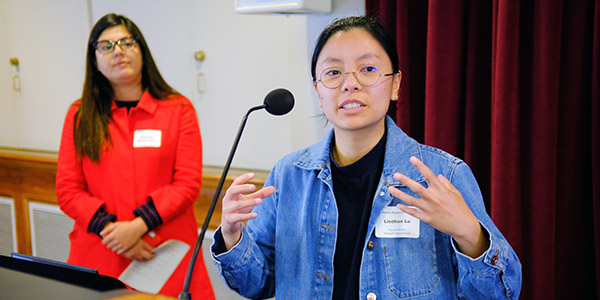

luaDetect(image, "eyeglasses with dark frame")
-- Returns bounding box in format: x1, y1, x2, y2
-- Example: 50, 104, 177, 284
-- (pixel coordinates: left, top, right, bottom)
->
315, 64, 397, 89
94, 36, 137, 54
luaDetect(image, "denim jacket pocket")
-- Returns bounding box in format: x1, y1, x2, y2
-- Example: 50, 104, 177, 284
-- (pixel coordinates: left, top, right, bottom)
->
378, 193, 440, 298
380, 227, 440, 298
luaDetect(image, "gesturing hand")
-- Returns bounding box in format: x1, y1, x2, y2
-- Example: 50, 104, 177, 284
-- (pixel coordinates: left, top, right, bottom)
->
221, 173, 275, 250
387, 156, 488, 258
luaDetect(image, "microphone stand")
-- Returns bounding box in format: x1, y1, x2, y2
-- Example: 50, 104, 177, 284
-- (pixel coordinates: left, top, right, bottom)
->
178, 104, 267, 300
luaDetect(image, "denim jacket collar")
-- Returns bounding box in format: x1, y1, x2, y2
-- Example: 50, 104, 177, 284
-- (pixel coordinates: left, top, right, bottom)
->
293, 115, 425, 187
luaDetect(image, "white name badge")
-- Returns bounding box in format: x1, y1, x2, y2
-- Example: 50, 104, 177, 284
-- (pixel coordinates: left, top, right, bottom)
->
375, 206, 420, 238
133, 130, 162, 148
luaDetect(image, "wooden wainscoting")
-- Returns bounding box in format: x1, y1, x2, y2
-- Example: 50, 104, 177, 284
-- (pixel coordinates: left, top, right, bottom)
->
0, 148, 267, 256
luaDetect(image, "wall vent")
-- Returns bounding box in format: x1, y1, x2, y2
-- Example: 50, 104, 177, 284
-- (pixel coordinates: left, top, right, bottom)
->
0, 197, 17, 256
29, 202, 74, 262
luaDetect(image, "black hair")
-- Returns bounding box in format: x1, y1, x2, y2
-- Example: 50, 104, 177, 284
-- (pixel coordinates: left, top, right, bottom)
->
310, 16, 399, 82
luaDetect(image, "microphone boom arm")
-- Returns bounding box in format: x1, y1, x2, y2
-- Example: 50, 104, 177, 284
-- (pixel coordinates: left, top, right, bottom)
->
178, 104, 266, 299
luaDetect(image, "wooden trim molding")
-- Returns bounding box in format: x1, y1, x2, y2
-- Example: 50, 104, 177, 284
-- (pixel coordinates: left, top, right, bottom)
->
0, 149, 267, 255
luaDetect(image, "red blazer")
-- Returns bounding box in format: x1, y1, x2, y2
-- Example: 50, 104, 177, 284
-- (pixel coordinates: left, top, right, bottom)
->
56, 92, 214, 298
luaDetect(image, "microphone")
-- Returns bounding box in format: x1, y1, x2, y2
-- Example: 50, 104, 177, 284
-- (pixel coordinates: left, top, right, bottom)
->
263, 88, 294, 115
178, 88, 294, 299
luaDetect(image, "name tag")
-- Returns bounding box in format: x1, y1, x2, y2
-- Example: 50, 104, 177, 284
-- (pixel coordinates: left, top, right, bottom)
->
133, 130, 162, 148
375, 206, 420, 238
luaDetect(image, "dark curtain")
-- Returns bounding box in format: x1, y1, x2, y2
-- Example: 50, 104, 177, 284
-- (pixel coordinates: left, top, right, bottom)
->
367, 0, 600, 299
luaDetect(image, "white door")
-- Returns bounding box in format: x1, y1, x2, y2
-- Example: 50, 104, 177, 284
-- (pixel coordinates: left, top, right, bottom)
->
0, 0, 89, 151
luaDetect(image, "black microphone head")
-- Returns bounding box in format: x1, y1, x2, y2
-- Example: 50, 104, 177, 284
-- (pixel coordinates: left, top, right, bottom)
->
263, 88, 294, 116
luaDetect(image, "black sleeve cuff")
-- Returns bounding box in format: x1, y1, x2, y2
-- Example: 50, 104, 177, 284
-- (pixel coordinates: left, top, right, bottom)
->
88, 206, 117, 237
212, 227, 229, 255
133, 197, 163, 231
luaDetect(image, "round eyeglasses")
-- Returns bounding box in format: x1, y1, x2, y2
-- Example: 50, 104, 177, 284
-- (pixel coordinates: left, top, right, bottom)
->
94, 37, 137, 54
315, 64, 397, 89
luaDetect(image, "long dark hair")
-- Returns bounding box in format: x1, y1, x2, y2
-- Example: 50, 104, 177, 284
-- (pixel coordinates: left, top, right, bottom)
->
311, 16, 399, 82
74, 13, 176, 161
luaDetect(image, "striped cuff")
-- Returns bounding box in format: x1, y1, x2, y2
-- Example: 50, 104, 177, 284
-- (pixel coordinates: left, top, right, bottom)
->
134, 197, 163, 231
88, 206, 117, 237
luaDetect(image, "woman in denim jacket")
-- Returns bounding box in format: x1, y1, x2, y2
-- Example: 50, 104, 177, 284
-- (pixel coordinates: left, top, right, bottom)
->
212, 16, 522, 300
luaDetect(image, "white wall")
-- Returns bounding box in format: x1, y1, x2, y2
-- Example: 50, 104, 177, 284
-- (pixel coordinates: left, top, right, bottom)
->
0, 0, 365, 171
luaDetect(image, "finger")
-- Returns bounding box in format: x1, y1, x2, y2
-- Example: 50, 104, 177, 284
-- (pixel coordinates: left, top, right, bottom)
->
101, 236, 112, 246
388, 185, 422, 207
109, 244, 120, 253
248, 186, 276, 199
396, 203, 429, 223
231, 173, 257, 186
437, 174, 459, 194
139, 250, 153, 260
143, 242, 153, 252
117, 247, 127, 255
223, 198, 262, 213
224, 186, 274, 212
110, 242, 121, 252
100, 224, 115, 237
409, 156, 441, 189
145, 250, 155, 259
107, 240, 122, 251
223, 212, 259, 225
226, 183, 259, 197
393, 172, 431, 199
132, 253, 145, 261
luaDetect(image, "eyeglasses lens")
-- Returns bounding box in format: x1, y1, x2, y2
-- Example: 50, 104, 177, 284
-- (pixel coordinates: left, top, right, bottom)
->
95, 37, 136, 54
320, 65, 383, 89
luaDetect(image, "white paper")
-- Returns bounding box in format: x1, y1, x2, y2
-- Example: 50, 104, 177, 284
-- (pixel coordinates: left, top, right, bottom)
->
118, 239, 190, 294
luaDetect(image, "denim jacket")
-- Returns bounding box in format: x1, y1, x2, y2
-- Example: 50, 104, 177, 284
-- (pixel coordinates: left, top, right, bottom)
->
212, 116, 522, 300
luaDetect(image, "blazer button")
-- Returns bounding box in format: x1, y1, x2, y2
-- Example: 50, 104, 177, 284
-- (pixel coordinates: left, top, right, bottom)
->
366, 292, 376, 300
367, 240, 374, 250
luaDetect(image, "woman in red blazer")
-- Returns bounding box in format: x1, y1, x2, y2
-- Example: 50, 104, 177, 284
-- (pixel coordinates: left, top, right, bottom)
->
56, 13, 214, 299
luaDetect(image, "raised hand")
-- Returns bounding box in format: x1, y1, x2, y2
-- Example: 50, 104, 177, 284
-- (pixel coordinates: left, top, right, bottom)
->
220, 173, 275, 250
387, 156, 488, 258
